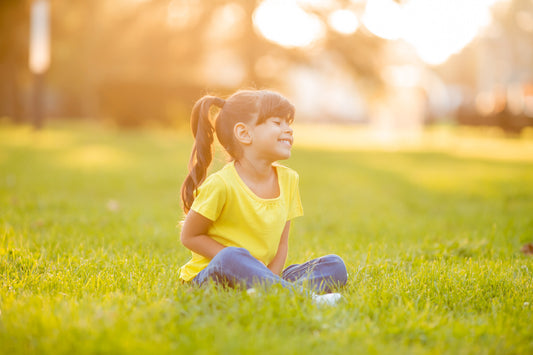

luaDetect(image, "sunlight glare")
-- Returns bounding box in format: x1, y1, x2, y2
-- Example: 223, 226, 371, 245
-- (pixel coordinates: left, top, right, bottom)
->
253, 0, 325, 48
401, 0, 492, 65
362, 0, 403, 40
296, 0, 335, 11
363, 0, 506, 65
328, 9, 360, 35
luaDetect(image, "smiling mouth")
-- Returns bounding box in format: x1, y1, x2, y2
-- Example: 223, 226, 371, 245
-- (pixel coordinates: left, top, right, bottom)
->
279, 139, 292, 147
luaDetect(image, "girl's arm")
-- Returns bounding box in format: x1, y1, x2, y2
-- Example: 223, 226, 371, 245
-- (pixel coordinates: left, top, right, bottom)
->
267, 221, 291, 276
180, 210, 225, 260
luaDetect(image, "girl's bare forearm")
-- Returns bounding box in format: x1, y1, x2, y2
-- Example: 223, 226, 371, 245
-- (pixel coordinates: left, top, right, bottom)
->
267, 252, 287, 276
267, 221, 290, 275
181, 234, 226, 260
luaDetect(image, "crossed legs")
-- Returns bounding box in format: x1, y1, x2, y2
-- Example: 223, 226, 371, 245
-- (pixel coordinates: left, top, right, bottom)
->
192, 247, 348, 293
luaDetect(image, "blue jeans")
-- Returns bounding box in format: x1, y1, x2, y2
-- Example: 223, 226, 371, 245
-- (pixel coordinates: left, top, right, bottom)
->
192, 247, 348, 294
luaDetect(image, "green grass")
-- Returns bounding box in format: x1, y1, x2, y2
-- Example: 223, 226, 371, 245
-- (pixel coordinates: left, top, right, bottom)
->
1, 121, 533, 354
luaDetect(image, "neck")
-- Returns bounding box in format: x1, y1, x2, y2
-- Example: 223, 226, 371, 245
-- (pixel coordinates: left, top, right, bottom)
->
233, 155, 280, 199
234, 155, 275, 181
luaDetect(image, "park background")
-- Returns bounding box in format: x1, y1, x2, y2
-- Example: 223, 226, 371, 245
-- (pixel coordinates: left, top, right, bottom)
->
1, 0, 533, 354
2, 0, 533, 134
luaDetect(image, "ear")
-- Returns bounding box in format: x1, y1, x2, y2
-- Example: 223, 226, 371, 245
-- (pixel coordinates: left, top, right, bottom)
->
234, 122, 252, 145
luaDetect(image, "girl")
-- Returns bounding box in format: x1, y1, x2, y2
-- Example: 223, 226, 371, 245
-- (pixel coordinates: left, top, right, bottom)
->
179, 90, 347, 304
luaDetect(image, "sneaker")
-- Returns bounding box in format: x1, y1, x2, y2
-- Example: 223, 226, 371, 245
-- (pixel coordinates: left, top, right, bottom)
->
312, 292, 342, 306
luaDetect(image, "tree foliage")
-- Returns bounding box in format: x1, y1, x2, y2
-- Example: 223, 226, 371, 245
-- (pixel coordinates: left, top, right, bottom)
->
0, 0, 390, 126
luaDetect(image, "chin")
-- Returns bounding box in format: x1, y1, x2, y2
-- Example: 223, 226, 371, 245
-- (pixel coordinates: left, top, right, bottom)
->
272, 148, 291, 161
280, 152, 291, 160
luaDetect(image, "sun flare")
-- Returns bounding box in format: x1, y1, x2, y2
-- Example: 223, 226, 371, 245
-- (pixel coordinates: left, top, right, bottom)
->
363, 0, 498, 65
253, 0, 325, 48
253, 0, 509, 65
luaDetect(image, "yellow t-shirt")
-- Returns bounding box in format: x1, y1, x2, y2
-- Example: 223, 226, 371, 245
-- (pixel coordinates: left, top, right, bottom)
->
179, 161, 304, 282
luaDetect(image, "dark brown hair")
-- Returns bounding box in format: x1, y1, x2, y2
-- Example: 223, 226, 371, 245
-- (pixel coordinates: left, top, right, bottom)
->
180, 90, 295, 213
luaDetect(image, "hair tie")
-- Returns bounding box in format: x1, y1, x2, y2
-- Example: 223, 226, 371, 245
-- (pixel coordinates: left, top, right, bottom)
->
213, 97, 225, 108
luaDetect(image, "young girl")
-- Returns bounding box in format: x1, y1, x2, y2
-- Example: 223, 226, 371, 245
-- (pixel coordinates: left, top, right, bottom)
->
178, 90, 347, 304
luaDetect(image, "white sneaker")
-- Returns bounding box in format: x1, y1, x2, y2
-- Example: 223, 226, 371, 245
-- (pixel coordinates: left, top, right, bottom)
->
312, 292, 342, 306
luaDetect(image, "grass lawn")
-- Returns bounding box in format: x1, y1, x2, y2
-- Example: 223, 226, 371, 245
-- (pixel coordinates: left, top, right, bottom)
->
1, 121, 532, 354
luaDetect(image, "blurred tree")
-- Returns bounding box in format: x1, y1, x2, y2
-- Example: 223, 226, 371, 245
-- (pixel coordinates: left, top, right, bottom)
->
46, 0, 301, 126
0, 0, 30, 122
2, 0, 386, 127
47, 0, 229, 125
438, 0, 533, 133
300, 0, 385, 96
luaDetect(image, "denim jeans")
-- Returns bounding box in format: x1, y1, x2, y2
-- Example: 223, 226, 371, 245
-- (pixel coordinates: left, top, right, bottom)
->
192, 247, 348, 293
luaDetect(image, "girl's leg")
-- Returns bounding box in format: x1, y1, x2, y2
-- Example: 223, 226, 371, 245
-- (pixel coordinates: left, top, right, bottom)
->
192, 247, 294, 290
281, 254, 348, 294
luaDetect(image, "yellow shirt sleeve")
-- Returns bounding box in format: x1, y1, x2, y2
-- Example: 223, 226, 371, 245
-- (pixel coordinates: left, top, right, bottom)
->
190, 174, 227, 221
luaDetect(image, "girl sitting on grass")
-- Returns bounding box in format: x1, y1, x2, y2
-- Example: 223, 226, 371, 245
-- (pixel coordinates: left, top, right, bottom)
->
178, 90, 347, 304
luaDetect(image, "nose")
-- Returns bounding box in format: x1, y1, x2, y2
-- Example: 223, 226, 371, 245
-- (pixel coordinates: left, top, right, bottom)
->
284, 123, 293, 135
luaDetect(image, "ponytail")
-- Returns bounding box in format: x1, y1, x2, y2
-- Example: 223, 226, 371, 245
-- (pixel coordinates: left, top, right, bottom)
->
181, 96, 225, 213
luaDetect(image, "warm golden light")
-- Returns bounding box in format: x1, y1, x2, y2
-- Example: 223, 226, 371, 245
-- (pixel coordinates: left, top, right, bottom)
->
401, 0, 492, 65
29, 0, 50, 74
245, 0, 510, 65
363, 0, 507, 65
328, 9, 359, 35
362, 0, 403, 40
253, 0, 325, 48
167, 0, 202, 29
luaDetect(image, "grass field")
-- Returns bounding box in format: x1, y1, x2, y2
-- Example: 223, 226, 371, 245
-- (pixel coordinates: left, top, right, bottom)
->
1, 121, 533, 354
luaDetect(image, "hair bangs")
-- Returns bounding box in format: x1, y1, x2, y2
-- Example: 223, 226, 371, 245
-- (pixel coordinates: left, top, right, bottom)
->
256, 92, 295, 125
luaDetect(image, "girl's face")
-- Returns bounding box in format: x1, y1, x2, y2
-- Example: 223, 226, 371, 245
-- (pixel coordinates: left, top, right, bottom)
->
249, 116, 294, 161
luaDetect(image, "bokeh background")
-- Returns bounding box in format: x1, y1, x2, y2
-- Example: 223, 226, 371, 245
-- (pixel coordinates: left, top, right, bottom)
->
2, 3, 533, 354
1, 0, 533, 138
